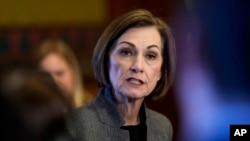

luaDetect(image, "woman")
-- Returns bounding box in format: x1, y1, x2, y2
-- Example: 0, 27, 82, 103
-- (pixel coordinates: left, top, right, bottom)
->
67, 9, 176, 141
35, 39, 93, 108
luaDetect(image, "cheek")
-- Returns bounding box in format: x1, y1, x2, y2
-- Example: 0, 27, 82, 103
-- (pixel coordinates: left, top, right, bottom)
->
63, 70, 75, 90
109, 57, 128, 84
148, 66, 162, 83
109, 58, 120, 82
68, 72, 75, 87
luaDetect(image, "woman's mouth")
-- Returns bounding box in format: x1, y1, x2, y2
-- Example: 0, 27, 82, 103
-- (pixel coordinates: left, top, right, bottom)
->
127, 78, 144, 85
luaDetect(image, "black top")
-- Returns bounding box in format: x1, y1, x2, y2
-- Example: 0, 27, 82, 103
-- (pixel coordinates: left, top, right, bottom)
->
121, 104, 147, 141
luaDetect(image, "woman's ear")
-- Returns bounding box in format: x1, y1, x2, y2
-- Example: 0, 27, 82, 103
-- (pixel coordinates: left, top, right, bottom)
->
157, 73, 161, 81
157, 77, 161, 81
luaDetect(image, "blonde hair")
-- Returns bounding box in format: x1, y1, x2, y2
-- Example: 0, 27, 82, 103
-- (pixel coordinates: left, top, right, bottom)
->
35, 39, 90, 108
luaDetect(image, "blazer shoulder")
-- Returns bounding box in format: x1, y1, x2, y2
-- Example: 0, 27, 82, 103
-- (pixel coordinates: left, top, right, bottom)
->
147, 108, 171, 124
146, 108, 173, 136
66, 102, 99, 139
69, 102, 97, 122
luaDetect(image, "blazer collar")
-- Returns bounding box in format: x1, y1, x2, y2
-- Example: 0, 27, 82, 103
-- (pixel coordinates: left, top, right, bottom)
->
94, 87, 125, 127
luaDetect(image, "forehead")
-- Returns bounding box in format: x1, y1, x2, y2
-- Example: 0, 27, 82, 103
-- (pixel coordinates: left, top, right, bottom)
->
117, 26, 162, 47
43, 52, 65, 61
41, 53, 69, 67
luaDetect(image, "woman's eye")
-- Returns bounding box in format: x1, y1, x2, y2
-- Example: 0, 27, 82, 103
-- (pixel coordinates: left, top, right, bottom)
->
119, 50, 133, 56
146, 53, 157, 60
56, 71, 64, 77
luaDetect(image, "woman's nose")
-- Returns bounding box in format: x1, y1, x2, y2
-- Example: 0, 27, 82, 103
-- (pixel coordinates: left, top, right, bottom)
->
130, 56, 144, 73
52, 75, 62, 86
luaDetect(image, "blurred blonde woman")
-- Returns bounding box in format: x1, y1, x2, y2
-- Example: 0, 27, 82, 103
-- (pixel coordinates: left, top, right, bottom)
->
35, 39, 93, 108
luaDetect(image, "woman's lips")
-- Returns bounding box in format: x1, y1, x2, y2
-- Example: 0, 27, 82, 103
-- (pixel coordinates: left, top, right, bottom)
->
127, 78, 144, 85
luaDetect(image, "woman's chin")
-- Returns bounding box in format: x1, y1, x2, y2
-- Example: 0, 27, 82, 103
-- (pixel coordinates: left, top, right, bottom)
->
122, 89, 148, 100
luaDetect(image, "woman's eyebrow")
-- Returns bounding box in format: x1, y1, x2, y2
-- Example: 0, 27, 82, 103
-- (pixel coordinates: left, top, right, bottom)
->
118, 41, 135, 48
119, 41, 160, 49
147, 45, 160, 50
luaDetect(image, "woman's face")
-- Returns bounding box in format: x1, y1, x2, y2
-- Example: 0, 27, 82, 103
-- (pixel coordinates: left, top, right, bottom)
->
40, 53, 75, 98
109, 26, 163, 102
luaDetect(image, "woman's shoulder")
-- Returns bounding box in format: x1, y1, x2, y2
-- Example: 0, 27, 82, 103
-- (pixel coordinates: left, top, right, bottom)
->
66, 101, 100, 139
71, 101, 96, 118
66, 102, 98, 128
146, 108, 173, 141
146, 108, 173, 139
146, 108, 172, 128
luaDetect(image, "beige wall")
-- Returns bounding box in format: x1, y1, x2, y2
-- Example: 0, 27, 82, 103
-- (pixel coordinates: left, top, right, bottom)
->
0, 0, 107, 27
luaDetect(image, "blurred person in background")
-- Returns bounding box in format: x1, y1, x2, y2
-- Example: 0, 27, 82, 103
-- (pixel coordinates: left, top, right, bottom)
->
0, 63, 73, 141
67, 9, 176, 141
35, 39, 93, 108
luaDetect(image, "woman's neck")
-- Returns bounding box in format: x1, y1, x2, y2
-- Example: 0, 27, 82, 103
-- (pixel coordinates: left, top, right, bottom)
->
117, 97, 144, 126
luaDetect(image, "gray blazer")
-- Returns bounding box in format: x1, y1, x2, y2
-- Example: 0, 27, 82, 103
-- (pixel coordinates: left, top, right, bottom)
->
67, 87, 173, 141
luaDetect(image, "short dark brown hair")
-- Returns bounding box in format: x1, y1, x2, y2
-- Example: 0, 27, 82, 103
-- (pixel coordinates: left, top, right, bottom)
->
92, 9, 176, 100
